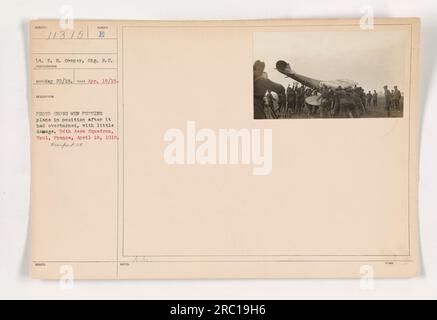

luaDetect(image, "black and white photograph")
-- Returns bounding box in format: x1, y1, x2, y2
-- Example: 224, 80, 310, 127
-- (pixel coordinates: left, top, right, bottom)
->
253, 30, 408, 119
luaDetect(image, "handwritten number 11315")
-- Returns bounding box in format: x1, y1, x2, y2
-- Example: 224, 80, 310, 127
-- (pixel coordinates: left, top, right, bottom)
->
47, 31, 85, 39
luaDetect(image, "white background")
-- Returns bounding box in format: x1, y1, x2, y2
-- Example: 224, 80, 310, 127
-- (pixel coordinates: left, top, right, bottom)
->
0, 0, 436, 300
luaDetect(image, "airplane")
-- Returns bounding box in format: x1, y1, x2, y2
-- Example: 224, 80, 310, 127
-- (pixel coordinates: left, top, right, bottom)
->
275, 60, 365, 117
275, 60, 359, 90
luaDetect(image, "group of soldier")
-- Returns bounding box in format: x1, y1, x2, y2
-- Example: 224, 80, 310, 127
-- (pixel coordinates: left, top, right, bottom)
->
383, 85, 403, 116
253, 59, 402, 119
261, 83, 403, 119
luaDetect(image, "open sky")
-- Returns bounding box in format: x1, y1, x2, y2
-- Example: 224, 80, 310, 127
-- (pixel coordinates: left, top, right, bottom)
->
254, 30, 409, 93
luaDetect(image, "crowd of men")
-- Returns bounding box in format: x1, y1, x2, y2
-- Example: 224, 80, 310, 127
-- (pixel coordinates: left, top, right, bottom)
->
383, 85, 403, 116
253, 59, 403, 119
261, 83, 403, 119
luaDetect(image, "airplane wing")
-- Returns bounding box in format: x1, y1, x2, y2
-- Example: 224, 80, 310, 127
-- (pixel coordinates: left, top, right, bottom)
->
320, 79, 359, 89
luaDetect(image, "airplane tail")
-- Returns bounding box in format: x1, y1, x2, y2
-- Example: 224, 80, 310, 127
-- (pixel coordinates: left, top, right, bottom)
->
276, 60, 322, 90
276, 60, 295, 75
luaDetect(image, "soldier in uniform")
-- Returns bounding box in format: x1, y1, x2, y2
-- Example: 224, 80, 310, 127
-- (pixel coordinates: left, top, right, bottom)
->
366, 91, 373, 108
278, 92, 286, 115
319, 85, 333, 118
286, 84, 296, 114
253, 60, 285, 119
384, 85, 392, 117
295, 85, 304, 114
331, 86, 344, 117
391, 90, 395, 108
359, 87, 367, 113
372, 90, 378, 107
393, 86, 401, 111
286, 85, 291, 111
265, 90, 277, 118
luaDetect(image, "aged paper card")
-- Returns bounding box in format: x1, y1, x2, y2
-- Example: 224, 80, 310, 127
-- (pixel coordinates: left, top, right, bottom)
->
29, 18, 420, 279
